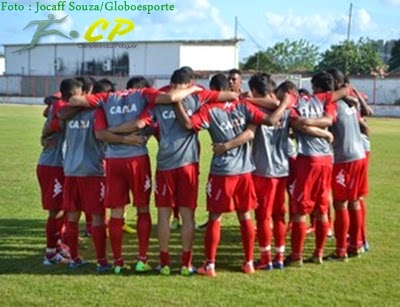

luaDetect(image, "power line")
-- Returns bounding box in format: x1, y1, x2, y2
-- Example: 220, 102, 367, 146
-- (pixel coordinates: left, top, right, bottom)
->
236, 20, 265, 51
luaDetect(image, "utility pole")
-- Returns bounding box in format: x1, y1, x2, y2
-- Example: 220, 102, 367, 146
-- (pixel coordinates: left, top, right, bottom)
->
345, 3, 353, 74
347, 3, 353, 41
234, 16, 238, 40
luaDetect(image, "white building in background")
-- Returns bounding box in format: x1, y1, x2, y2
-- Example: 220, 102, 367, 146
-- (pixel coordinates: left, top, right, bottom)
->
3, 39, 241, 76
0, 54, 4, 75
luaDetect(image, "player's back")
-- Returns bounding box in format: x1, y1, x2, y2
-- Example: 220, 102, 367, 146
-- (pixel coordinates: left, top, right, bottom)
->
294, 95, 332, 157
200, 101, 256, 176
38, 104, 65, 167
253, 107, 290, 178
64, 109, 104, 176
102, 90, 150, 158
331, 100, 365, 163
152, 93, 202, 171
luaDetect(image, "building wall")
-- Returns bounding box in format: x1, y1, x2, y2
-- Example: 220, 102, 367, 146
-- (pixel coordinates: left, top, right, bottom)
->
5, 42, 209, 76
134, 43, 180, 75
5, 46, 30, 75
0, 57, 5, 75
179, 45, 238, 71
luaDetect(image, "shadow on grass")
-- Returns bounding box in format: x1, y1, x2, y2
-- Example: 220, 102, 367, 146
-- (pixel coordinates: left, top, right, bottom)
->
0, 218, 336, 275
0, 218, 254, 275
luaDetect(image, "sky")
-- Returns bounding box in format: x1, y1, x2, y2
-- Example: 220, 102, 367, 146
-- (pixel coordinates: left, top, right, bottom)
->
0, 0, 399, 60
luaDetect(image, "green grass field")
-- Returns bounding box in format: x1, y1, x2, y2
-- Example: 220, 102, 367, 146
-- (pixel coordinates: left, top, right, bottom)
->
0, 104, 399, 306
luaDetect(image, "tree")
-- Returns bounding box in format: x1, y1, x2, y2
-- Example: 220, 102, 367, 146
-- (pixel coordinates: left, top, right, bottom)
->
241, 39, 320, 73
388, 39, 400, 71
317, 38, 384, 75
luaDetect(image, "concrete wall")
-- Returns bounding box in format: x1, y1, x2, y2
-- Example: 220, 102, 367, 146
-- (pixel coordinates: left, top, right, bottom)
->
0, 57, 4, 75
371, 105, 400, 117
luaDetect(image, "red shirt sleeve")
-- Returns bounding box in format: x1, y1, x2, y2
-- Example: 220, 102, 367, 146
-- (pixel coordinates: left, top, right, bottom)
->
138, 104, 154, 126
244, 102, 265, 125
196, 90, 220, 104
94, 108, 108, 131
158, 85, 171, 92
141, 87, 161, 106
49, 100, 68, 132
314, 92, 336, 119
190, 105, 211, 132
86, 93, 109, 107
50, 119, 62, 132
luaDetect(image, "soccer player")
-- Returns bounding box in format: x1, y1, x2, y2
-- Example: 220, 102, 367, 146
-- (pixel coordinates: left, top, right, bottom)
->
328, 69, 368, 258
228, 68, 244, 94
56, 79, 111, 272
107, 69, 215, 276
344, 75, 372, 252
288, 71, 350, 266
248, 76, 294, 271
175, 73, 294, 277
158, 66, 205, 231
37, 80, 76, 265
86, 78, 159, 274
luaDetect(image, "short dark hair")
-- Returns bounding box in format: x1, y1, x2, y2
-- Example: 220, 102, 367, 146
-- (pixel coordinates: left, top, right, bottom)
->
126, 76, 151, 89
275, 80, 297, 100
209, 73, 229, 91
75, 76, 95, 94
60, 78, 82, 98
179, 66, 195, 80
326, 68, 345, 90
92, 78, 116, 93
170, 68, 192, 85
298, 88, 310, 96
311, 71, 335, 92
248, 73, 276, 95
228, 68, 242, 76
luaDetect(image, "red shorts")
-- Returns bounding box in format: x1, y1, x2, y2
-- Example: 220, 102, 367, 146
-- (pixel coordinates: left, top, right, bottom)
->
333, 158, 367, 201
155, 163, 199, 209
105, 155, 151, 208
206, 173, 257, 213
291, 155, 332, 215
63, 176, 105, 215
36, 165, 64, 211
253, 175, 287, 220
359, 152, 370, 196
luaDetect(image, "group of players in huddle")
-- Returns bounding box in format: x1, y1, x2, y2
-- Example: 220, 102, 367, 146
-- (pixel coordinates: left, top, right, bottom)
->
37, 66, 371, 276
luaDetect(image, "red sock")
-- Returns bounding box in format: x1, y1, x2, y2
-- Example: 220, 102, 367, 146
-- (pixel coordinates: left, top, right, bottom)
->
240, 219, 255, 263
160, 251, 170, 266
46, 217, 59, 250
272, 214, 286, 248
137, 212, 151, 260
349, 209, 362, 251
85, 213, 92, 234
65, 221, 79, 260
334, 208, 349, 257
314, 220, 330, 257
91, 224, 107, 265
204, 219, 221, 263
108, 217, 124, 265
181, 251, 192, 267
290, 221, 306, 260
256, 216, 271, 250
360, 198, 367, 243
260, 249, 271, 264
